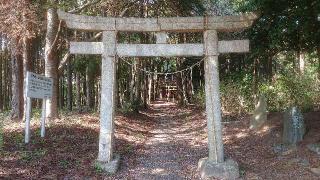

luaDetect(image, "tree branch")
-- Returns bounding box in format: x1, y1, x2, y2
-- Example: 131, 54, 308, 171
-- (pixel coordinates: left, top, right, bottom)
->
58, 0, 138, 73
46, 20, 62, 56
119, 0, 140, 17
68, 0, 102, 14
58, 32, 103, 73
58, 51, 71, 74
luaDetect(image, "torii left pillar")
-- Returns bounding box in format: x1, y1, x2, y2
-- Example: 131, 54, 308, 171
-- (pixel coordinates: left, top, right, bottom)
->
96, 31, 120, 173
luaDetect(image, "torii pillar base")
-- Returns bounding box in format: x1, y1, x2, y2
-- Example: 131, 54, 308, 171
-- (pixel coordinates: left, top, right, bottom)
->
96, 154, 120, 174
198, 158, 239, 180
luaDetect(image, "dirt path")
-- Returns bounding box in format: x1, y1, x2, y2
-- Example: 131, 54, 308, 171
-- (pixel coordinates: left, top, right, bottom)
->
2, 101, 320, 179
133, 103, 183, 179
128, 102, 206, 179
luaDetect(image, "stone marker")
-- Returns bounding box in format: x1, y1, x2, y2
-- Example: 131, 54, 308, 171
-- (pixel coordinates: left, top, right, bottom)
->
272, 143, 297, 156
288, 158, 310, 167
250, 94, 267, 130
311, 167, 320, 176
307, 143, 320, 155
283, 107, 305, 145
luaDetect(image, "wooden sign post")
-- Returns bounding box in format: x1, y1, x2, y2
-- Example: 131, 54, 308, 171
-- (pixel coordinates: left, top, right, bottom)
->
25, 72, 53, 143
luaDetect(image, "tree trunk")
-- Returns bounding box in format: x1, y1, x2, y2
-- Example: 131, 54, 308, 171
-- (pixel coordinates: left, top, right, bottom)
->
130, 59, 136, 103
299, 51, 305, 74
96, 77, 101, 111
0, 35, 3, 112
86, 66, 92, 109
22, 36, 33, 119
137, 61, 141, 104
148, 73, 152, 104
90, 75, 95, 109
59, 76, 64, 108
181, 71, 188, 104
44, 1, 59, 119
10, 47, 24, 120
152, 70, 156, 101
76, 72, 81, 111
3, 50, 9, 110
67, 61, 72, 111
176, 58, 184, 105
317, 48, 320, 80
136, 60, 142, 109
0, 53, 3, 112
190, 69, 194, 96
253, 58, 259, 97
82, 75, 86, 108
143, 61, 148, 108
296, 50, 305, 74
267, 55, 273, 82
117, 78, 123, 108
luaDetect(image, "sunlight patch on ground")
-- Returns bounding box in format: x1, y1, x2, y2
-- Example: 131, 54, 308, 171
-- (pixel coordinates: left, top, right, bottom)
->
1, 103, 319, 179
151, 101, 177, 108
151, 168, 168, 175
256, 125, 272, 135
236, 132, 248, 138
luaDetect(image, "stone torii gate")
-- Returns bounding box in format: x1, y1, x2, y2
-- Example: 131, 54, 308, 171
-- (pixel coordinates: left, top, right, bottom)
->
58, 10, 257, 179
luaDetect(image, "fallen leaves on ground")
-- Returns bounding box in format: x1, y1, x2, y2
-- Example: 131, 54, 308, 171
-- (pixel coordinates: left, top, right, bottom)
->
0, 102, 319, 179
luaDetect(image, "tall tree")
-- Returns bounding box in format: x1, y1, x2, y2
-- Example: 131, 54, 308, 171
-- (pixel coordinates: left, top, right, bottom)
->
0, 51, 3, 112
45, 0, 59, 119
10, 42, 24, 120
67, 61, 73, 111
0, 0, 39, 120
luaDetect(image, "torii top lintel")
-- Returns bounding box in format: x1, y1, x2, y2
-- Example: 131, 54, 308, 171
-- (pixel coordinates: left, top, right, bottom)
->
57, 10, 258, 32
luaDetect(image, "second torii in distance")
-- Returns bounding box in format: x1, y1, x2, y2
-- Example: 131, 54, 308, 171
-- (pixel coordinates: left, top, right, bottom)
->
58, 10, 258, 179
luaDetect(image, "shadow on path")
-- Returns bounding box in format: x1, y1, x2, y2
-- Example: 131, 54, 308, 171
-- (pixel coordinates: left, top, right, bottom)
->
125, 101, 207, 180
0, 101, 208, 179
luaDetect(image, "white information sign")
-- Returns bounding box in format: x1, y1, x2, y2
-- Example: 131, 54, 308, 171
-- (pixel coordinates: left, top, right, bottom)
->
26, 72, 53, 99
25, 71, 52, 143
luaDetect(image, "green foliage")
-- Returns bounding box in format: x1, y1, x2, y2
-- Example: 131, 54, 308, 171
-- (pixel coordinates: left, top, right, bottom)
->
0, 112, 6, 150
13, 133, 24, 144
193, 71, 255, 115
122, 144, 134, 154
118, 102, 135, 114
203, 0, 235, 15
74, 56, 100, 77
119, 100, 141, 113
94, 162, 104, 173
58, 159, 70, 169
193, 88, 206, 109
194, 53, 320, 115
31, 108, 42, 120
240, 0, 320, 56
20, 149, 47, 163
220, 82, 252, 115
57, 1, 80, 11
259, 72, 319, 112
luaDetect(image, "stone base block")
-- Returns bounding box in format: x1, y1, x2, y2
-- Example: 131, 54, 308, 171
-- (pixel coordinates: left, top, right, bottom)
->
96, 154, 120, 174
198, 157, 239, 180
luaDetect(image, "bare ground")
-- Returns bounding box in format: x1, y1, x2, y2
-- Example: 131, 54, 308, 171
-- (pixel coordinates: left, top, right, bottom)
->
0, 101, 320, 179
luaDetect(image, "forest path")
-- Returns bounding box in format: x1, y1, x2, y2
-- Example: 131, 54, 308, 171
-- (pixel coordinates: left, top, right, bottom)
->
131, 101, 202, 179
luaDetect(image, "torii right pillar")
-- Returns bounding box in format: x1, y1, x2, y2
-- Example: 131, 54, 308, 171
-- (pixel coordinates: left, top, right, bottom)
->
198, 30, 240, 179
